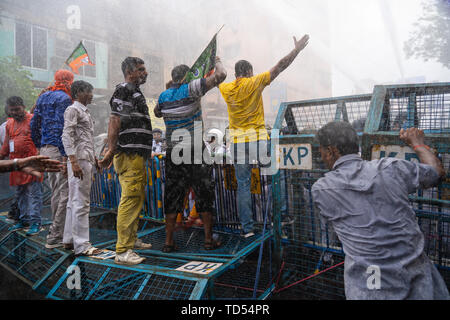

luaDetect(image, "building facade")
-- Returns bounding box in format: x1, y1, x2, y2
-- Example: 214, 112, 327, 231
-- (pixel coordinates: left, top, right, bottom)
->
0, 0, 332, 137
0, 0, 167, 135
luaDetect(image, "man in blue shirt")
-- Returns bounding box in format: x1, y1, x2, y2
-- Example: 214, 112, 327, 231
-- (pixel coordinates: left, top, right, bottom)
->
31, 69, 73, 249
155, 57, 226, 252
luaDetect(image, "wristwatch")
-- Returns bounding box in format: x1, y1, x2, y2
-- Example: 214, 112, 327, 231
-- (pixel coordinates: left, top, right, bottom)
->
13, 159, 19, 171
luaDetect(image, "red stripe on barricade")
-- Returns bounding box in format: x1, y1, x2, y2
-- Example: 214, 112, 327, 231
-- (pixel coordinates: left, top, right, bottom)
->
274, 261, 345, 294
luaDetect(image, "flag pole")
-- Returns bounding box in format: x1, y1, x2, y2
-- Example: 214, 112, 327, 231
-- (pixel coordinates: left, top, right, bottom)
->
181, 26, 224, 83
44, 40, 82, 90
65, 41, 84, 66
217, 24, 225, 35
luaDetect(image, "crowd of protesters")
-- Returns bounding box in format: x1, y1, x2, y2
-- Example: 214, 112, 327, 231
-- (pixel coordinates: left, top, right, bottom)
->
1, 33, 449, 300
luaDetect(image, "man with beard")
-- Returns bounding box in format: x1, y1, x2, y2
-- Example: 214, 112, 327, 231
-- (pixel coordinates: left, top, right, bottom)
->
99, 57, 153, 265
0, 96, 43, 236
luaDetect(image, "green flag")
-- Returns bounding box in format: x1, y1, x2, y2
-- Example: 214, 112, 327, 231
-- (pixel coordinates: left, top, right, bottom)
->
184, 34, 217, 83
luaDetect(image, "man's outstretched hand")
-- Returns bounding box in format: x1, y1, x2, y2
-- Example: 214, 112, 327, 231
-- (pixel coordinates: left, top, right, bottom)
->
294, 34, 309, 52
270, 34, 310, 82
18, 155, 62, 179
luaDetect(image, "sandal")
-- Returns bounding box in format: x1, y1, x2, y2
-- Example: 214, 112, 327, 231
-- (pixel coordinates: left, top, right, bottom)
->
77, 246, 103, 257
162, 244, 177, 253
204, 239, 222, 251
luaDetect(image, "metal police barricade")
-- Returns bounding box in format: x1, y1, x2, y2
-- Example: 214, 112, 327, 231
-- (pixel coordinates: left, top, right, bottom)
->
143, 155, 164, 220
91, 166, 121, 210
90, 157, 165, 221
362, 82, 450, 289
90, 153, 270, 228
213, 162, 272, 233
50, 153, 276, 300
271, 94, 373, 299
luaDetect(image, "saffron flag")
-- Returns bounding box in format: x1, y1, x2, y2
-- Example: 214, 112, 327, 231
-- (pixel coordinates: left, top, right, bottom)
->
183, 34, 217, 83
65, 41, 95, 74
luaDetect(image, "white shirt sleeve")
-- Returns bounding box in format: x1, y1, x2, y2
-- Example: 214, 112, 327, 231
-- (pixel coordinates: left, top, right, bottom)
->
61, 107, 78, 157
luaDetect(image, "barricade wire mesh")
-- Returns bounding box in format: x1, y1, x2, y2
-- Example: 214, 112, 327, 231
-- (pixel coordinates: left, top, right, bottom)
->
213, 164, 272, 232
379, 86, 450, 132
271, 86, 450, 299
210, 243, 274, 300
282, 95, 372, 134
135, 226, 264, 256
0, 232, 69, 287
2, 84, 446, 300
49, 260, 201, 300
91, 158, 272, 234
91, 158, 164, 220
273, 169, 346, 299
370, 84, 450, 287
0, 218, 11, 241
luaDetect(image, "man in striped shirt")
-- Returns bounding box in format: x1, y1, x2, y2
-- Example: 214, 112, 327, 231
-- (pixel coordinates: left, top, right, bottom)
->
154, 57, 226, 252
99, 57, 153, 265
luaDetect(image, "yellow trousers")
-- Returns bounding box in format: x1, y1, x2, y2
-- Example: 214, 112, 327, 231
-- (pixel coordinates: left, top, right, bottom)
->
113, 152, 146, 254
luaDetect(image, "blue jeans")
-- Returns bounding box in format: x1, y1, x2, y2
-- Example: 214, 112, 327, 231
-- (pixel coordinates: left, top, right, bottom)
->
234, 163, 254, 233
232, 140, 270, 233
16, 181, 42, 226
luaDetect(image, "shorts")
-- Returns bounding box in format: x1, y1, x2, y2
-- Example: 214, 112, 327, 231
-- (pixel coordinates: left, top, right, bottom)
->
164, 149, 215, 214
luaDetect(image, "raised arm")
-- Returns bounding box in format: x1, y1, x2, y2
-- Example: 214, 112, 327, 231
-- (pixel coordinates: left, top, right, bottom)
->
204, 56, 227, 92
269, 35, 309, 82
400, 128, 445, 178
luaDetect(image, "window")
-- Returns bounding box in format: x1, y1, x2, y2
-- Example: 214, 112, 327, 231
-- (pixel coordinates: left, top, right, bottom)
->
79, 40, 96, 78
15, 22, 47, 70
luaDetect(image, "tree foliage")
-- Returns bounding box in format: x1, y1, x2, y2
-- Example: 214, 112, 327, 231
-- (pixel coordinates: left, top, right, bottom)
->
404, 0, 450, 69
0, 56, 39, 116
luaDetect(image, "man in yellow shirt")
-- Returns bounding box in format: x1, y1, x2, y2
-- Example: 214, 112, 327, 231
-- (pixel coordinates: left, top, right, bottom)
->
219, 34, 309, 237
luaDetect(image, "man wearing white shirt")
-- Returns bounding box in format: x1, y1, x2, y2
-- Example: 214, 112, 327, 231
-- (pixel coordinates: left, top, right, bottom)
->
61, 80, 101, 256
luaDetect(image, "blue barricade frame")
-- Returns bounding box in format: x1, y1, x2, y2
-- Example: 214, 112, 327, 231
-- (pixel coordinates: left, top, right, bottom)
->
0, 230, 71, 294
46, 257, 210, 300
270, 83, 450, 299
362, 82, 450, 276
3, 82, 447, 300
46, 228, 274, 300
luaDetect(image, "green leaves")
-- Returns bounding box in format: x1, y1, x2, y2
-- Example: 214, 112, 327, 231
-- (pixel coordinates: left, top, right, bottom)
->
404, 0, 450, 69
0, 56, 39, 116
